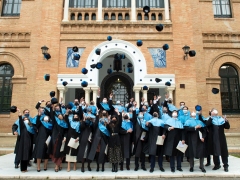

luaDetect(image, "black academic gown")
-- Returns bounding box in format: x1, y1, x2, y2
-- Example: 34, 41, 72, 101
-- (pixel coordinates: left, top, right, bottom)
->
15, 116, 34, 161
163, 125, 185, 156
35, 102, 51, 117
88, 116, 108, 163
132, 110, 148, 157
97, 97, 113, 115
33, 115, 52, 159
163, 100, 172, 117
12, 123, 20, 154
184, 126, 207, 158
206, 118, 230, 156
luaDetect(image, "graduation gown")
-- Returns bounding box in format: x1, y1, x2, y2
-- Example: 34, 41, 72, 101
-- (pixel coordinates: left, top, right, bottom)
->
12, 123, 20, 154
206, 118, 230, 156
96, 97, 113, 114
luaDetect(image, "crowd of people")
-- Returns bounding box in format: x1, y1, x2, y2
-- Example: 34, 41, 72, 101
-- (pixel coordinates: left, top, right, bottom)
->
12, 89, 230, 173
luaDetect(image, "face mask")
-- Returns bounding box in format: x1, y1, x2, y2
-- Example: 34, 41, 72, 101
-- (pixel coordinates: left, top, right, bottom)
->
172, 113, 177, 118
144, 103, 148, 106
55, 109, 60, 112
74, 102, 79, 106
102, 112, 106, 116
112, 120, 117, 124
138, 115, 143, 119
141, 108, 146, 112
124, 115, 129, 119
62, 105, 65, 109
163, 110, 167, 113
46, 104, 51, 108
24, 120, 29, 124
44, 116, 49, 122
191, 112, 196, 117
74, 118, 79, 121
183, 110, 188, 114
168, 100, 172, 104
24, 114, 29, 117
153, 114, 158, 118
180, 105, 184, 109
103, 100, 107, 103
196, 111, 199, 114
40, 111, 44, 115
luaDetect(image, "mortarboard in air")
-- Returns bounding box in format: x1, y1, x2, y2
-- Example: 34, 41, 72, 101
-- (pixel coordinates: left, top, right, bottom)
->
95, 48, 101, 55
156, 24, 164, 32
155, 78, 162, 83
127, 63, 133, 67
212, 88, 219, 94
143, 86, 148, 90
143, 6, 150, 14
136, 40, 143, 47
107, 68, 112, 74
163, 44, 169, 51
44, 74, 50, 81
72, 46, 78, 52
73, 53, 80, 60
44, 53, 51, 60
62, 81, 68, 86
96, 62, 103, 69
195, 105, 202, 111
81, 81, 88, 87
50, 91, 55, 98
107, 36, 112, 41
67, 102, 74, 109
51, 97, 58, 104
10, 106, 17, 113
189, 50, 196, 57
165, 81, 171, 86
90, 64, 96, 69
82, 68, 88, 74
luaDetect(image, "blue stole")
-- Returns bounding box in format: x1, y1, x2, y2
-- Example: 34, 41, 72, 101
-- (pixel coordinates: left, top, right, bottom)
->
184, 118, 206, 127
165, 118, 184, 129
124, 107, 128, 112
69, 115, 80, 133
137, 118, 148, 131
55, 116, 68, 128
168, 104, 178, 111
121, 120, 133, 131
196, 114, 208, 121
178, 112, 191, 125
158, 106, 163, 117
143, 112, 152, 121
88, 105, 97, 114
45, 107, 50, 113
212, 116, 225, 126
136, 108, 140, 115
147, 107, 151, 113
162, 113, 171, 123
98, 122, 110, 137
113, 105, 125, 112
148, 118, 164, 127
100, 102, 110, 111
72, 105, 78, 112
85, 113, 96, 119
61, 108, 66, 115
14, 119, 35, 135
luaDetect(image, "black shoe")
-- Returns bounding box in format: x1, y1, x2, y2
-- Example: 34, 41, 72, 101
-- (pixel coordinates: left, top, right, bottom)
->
87, 166, 91, 171
96, 167, 99, 172
112, 164, 115, 172
120, 164, 123, 171
149, 168, 154, 173
81, 167, 85, 172
159, 167, 165, 172
212, 165, 221, 170
200, 168, 206, 173
224, 167, 228, 172
171, 168, 175, 172
190, 167, 193, 172
15, 165, 19, 169
177, 168, 183, 171
126, 165, 130, 170
115, 163, 118, 172
134, 167, 139, 171
102, 167, 105, 172
37, 169, 41, 172
44, 169, 47, 171
141, 167, 147, 171
205, 163, 211, 166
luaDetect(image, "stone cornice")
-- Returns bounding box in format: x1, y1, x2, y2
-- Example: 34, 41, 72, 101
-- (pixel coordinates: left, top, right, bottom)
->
0, 32, 31, 42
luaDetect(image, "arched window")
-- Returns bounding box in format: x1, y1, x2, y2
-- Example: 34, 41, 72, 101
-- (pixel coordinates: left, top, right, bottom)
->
151, 13, 156, 20
219, 64, 240, 113
118, 13, 123, 20
125, 13, 130, 20
71, 13, 75, 20
78, 13, 82, 20
0, 64, 14, 114
158, 13, 162, 20
144, 13, 149, 20
111, 13, 116, 20
137, 13, 142, 20
92, 13, 96, 20
104, 13, 109, 20
85, 13, 89, 20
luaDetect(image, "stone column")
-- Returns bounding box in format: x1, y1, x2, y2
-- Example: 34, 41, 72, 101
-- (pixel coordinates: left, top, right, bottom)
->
164, 0, 171, 22
58, 86, 68, 104
165, 87, 175, 100
97, 0, 103, 22
131, 0, 137, 22
91, 87, 99, 102
62, 0, 69, 22
133, 86, 141, 106
83, 87, 91, 103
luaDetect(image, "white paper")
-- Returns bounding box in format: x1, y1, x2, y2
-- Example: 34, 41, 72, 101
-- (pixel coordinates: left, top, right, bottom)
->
68, 138, 79, 149
156, 136, 165, 145
66, 154, 77, 162
60, 141, 65, 152
45, 136, 51, 146
177, 141, 185, 148
105, 145, 108, 155
199, 131, 202, 139
176, 141, 188, 153
140, 132, 146, 140
88, 132, 92, 142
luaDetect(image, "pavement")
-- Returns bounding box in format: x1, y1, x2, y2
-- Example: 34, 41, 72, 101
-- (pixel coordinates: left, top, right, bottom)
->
0, 153, 239, 179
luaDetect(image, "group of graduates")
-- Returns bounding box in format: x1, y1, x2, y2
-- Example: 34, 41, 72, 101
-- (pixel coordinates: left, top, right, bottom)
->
12, 89, 230, 173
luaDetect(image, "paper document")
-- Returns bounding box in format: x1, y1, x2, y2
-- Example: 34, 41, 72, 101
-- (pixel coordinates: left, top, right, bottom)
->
88, 132, 92, 142
45, 136, 51, 146
68, 138, 79, 149
66, 155, 77, 162
199, 131, 202, 139
176, 141, 188, 153
60, 141, 65, 152
156, 136, 165, 145
105, 145, 108, 155
140, 132, 146, 140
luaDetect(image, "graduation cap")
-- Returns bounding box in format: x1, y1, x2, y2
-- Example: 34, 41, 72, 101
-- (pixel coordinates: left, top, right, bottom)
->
163, 44, 169, 51
10, 106, 17, 113
212, 88, 219, 94
81, 81, 88, 87
96, 62, 103, 69
44, 74, 50, 81
62, 81, 68, 86
127, 63, 133, 67
136, 40, 143, 47
155, 78, 162, 83
195, 105, 202, 111
73, 53, 80, 60
165, 81, 171, 86
143, 6, 150, 14
44, 53, 51, 60
189, 50, 196, 57
156, 24, 164, 32
81, 68, 88, 74
50, 91, 55, 98
127, 67, 133, 73
67, 102, 74, 109
107, 68, 112, 74
90, 64, 96, 69
107, 36, 112, 41
143, 86, 148, 90
95, 48, 101, 55
72, 46, 78, 52
51, 97, 58, 104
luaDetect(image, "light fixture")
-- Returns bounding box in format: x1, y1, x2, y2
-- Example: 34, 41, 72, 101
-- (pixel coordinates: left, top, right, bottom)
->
182, 45, 196, 60
41, 45, 51, 60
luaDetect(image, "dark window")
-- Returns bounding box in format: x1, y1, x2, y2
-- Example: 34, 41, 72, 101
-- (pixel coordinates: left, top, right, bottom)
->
78, 13, 82, 20
0, 64, 14, 114
137, 13, 142, 20
136, 0, 165, 8
125, 13, 130, 20
69, 0, 98, 8
158, 13, 162, 20
118, 13, 123, 20
151, 13, 156, 20
71, 13, 75, 20
111, 13, 116, 20
219, 64, 240, 113
85, 13, 89, 20
104, 13, 109, 20
2, 0, 21, 16
103, 0, 131, 8
92, 13, 96, 20
144, 13, 149, 20
213, 0, 232, 18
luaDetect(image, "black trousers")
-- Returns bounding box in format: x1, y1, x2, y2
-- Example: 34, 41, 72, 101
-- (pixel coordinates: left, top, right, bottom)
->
213, 155, 228, 168
14, 155, 20, 165
150, 155, 163, 169
135, 152, 145, 167
20, 160, 28, 171
170, 156, 181, 169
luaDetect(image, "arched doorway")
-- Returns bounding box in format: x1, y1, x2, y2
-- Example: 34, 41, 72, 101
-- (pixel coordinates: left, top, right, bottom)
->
219, 64, 240, 113
100, 72, 134, 104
